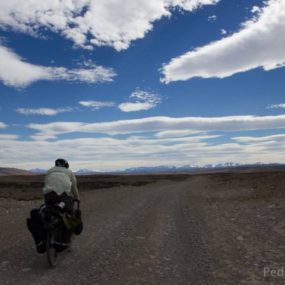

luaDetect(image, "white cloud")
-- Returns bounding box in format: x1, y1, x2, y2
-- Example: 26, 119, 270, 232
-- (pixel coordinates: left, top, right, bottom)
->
0, 45, 49, 87
161, 0, 285, 83
168, 0, 220, 11
0, 0, 219, 51
118, 89, 161, 112
0, 134, 17, 140
28, 114, 285, 139
119, 102, 157, 112
0, 44, 116, 87
233, 134, 285, 143
0, 122, 7, 128
155, 130, 202, 138
16, 107, 73, 116
220, 28, 227, 35
1, 131, 285, 171
251, 6, 262, 14
0, 135, 214, 170
79, 101, 116, 110
267, 103, 285, 109
208, 15, 217, 22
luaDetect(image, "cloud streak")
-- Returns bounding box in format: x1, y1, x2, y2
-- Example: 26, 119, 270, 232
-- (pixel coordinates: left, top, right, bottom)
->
28, 114, 285, 139
16, 107, 73, 116
233, 134, 285, 143
161, 0, 285, 82
0, 134, 18, 140
0, 122, 7, 128
0, 44, 116, 87
1, 131, 285, 171
267, 103, 285, 109
79, 101, 116, 110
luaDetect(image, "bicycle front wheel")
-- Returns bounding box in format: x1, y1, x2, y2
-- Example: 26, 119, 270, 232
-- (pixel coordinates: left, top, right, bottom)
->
46, 230, 58, 267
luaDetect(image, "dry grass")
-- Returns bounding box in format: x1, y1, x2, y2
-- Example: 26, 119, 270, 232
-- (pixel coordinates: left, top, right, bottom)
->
0, 173, 190, 200
1, 170, 285, 201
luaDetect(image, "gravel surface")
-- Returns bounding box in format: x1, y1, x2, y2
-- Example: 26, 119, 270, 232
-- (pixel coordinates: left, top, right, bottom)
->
0, 173, 284, 284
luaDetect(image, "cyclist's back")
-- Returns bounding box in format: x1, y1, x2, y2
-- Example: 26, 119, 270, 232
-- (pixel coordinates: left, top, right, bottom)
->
43, 158, 79, 214
44, 166, 73, 195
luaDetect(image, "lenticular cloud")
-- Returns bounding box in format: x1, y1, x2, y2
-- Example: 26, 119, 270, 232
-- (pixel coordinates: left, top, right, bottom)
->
0, 0, 219, 51
161, 0, 285, 82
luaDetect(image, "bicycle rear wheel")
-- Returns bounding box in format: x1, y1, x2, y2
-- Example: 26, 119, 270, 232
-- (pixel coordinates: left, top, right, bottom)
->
46, 231, 58, 267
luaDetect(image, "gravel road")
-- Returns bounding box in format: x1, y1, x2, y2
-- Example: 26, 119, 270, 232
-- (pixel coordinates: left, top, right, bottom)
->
0, 175, 284, 284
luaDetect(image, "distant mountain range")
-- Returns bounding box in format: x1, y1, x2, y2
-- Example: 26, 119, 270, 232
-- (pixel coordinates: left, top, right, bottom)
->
31, 163, 285, 174
0, 167, 36, 176
121, 163, 285, 174
29, 168, 47, 174
1, 163, 285, 176
74, 169, 100, 175
29, 168, 100, 175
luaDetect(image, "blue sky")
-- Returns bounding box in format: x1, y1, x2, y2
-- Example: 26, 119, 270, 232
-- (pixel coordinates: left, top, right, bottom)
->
0, 0, 285, 171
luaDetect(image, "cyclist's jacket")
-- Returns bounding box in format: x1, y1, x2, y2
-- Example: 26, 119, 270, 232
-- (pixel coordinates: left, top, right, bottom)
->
43, 166, 79, 200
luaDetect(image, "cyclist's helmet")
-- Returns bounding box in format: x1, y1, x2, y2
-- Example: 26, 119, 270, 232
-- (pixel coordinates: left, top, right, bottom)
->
55, 158, 69, 169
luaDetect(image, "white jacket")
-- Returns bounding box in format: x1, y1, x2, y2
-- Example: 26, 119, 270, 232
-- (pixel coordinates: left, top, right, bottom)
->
43, 166, 79, 199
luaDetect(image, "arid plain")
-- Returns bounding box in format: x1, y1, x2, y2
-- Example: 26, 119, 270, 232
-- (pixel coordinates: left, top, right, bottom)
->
0, 171, 284, 284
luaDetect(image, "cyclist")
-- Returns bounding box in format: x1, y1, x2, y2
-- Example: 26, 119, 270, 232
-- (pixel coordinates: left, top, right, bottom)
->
43, 158, 79, 214
27, 159, 81, 254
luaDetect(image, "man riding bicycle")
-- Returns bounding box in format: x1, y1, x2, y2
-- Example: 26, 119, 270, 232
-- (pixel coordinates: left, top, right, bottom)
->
43, 158, 79, 214
27, 158, 81, 254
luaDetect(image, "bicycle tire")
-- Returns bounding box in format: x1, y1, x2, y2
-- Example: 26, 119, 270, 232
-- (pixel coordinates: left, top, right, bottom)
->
46, 230, 58, 267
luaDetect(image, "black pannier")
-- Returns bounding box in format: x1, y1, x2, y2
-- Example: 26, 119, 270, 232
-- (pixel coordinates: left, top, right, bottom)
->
26, 205, 72, 253
26, 208, 46, 253
27, 199, 82, 253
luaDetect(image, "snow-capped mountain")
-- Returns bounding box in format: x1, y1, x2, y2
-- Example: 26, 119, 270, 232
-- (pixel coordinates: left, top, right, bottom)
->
75, 169, 99, 175
29, 168, 47, 174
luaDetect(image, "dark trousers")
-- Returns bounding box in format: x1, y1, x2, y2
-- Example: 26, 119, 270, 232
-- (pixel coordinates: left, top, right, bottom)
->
44, 191, 74, 214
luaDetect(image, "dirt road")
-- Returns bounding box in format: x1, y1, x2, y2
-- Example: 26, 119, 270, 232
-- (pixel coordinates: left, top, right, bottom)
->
0, 174, 284, 284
